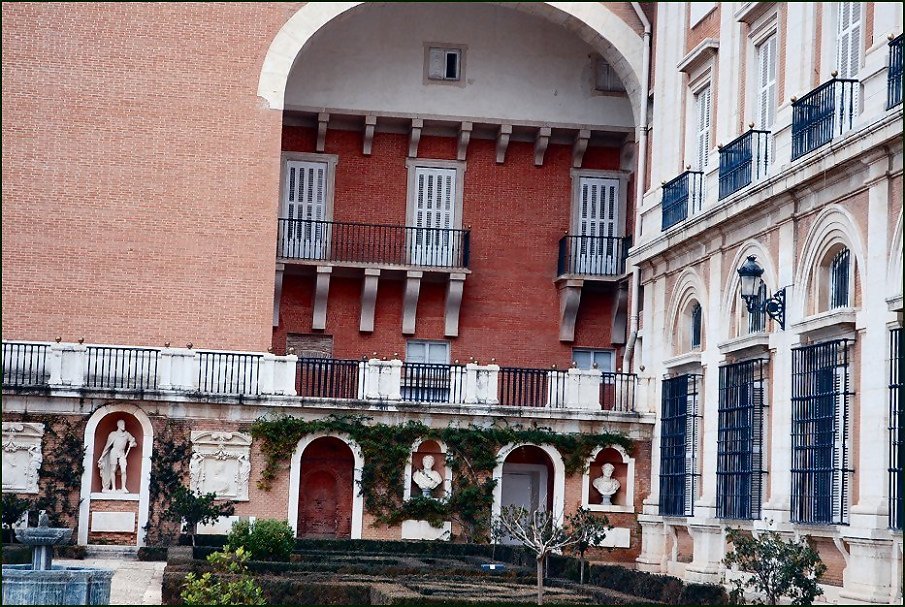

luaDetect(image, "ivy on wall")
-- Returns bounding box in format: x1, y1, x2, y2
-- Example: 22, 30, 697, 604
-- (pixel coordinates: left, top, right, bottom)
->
251, 415, 633, 542
145, 418, 191, 546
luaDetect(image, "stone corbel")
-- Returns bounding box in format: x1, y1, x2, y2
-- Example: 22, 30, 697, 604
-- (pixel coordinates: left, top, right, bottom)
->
273, 263, 285, 327
558, 279, 583, 342
457, 122, 473, 161
316, 112, 329, 152
402, 271, 422, 335
408, 119, 423, 158
362, 115, 377, 156
360, 269, 380, 333
496, 124, 512, 164
534, 126, 551, 166
572, 129, 591, 168
312, 266, 332, 331
611, 281, 628, 344
444, 273, 467, 337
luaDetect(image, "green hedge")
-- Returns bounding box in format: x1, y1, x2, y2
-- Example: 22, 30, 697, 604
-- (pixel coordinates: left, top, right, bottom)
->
1, 544, 31, 565
138, 546, 169, 561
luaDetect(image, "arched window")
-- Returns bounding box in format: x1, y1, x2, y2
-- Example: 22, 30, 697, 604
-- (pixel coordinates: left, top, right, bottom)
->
690, 303, 702, 350
829, 248, 851, 309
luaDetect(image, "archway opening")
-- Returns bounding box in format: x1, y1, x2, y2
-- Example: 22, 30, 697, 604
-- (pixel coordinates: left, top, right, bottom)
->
297, 436, 355, 539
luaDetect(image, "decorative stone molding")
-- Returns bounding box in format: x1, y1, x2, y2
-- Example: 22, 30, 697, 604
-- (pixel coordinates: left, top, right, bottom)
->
312, 266, 332, 331
362, 115, 377, 156
190, 431, 252, 502
495, 124, 512, 164
402, 271, 422, 335
1, 422, 44, 494
444, 273, 466, 337
360, 269, 380, 333
534, 126, 551, 166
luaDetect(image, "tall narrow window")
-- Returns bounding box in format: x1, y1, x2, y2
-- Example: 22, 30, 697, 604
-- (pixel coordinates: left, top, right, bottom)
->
890, 328, 903, 530
690, 303, 703, 350
791, 340, 852, 525
717, 360, 766, 520
282, 160, 329, 260
836, 2, 862, 80
659, 374, 701, 517
574, 176, 620, 275
829, 248, 851, 309
756, 34, 778, 130
695, 85, 713, 170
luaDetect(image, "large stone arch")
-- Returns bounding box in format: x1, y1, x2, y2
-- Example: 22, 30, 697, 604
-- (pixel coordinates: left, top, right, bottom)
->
721, 240, 779, 339
666, 268, 707, 354
257, 2, 645, 126
491, 443, 566, 526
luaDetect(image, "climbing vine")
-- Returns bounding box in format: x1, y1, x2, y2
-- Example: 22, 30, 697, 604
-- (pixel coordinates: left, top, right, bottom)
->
251, 414, 632, 542
145, 418, 191, 546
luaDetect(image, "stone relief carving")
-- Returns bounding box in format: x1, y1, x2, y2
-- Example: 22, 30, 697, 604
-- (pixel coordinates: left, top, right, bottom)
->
190, 431, 252, 501
2, 422, 45, 494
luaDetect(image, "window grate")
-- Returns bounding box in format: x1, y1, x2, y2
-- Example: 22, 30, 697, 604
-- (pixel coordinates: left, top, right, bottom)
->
691, 303, 703, 350
791, 339, 852, 525
829, 248, 850, 309
890, 328, 903, 530
717, 359, 767, 520
659, 374, 701, 517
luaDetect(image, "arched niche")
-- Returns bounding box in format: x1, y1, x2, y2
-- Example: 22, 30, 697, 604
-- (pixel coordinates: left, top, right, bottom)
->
492, 443, 566, 531
581, 444, 635, 513
403, 438, 452, 501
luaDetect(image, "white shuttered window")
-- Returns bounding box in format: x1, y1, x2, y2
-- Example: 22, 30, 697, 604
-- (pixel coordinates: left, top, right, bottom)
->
695, 85, 712, 170
756, 35, 778, 129
283, 160, 328, 259
576, 176, 620, 274
836, 2, 861, 80
411, 167, 456, 266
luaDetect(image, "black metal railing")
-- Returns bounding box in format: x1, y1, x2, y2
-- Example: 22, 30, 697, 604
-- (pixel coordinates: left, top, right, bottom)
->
296, 357, 361, 400
659, 374, 701, 517
791, 339, 852, 525
557, 235, 630, 277
889, 328, 903, 530
791, 78, 858, 160
401, 362, 465, 404
889, 34, 903, 109
600, 372, 637, 412
718, 130, 771, 200
86, 346, 159, 390
277, 218, 470, 269
661, 170, 704, 231
2, 342, 50, 387
497, 367, 567, 408
197, 352, 262, 395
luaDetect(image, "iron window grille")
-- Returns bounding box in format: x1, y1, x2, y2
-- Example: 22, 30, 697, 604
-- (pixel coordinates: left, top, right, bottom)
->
791, 339, 853, 525
829, 248, 851, 309
659, 374, 702, 517
717, 359, 767, 520
691, 303, 703, 350
890, 328, 903, 530
747, 282, 767, 334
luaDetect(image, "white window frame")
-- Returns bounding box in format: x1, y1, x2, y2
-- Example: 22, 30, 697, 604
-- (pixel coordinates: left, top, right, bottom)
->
572, 349, 615, 373
405, 340, 450, 365
424, 43, 467, 87
570, 169, 628, 238
279, 152, 338, 221
693, 83, 712, 171
754, 31, 778, 130
834, 2, 862, 80
405, 159, 466, 230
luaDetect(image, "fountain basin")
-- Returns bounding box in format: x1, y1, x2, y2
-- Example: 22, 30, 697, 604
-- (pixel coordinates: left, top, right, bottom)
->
1, 565, 113, 605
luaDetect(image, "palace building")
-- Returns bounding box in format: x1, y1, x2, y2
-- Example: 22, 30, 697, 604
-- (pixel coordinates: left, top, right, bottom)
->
2, 2, 902, 603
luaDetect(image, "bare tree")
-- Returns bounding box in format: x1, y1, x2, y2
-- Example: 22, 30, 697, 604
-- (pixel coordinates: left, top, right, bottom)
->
494, 505, 582, 605
566, 508, 610, 584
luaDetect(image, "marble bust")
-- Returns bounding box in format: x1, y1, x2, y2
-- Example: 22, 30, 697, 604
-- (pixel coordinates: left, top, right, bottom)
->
98, 419, 137, 493
592, 462, 620, 505
412, 454, 443, 497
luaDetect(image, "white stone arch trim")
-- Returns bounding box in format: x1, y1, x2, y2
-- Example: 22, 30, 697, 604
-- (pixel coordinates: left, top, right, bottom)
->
888, 208, 903, 301
666, 268, 707, 354
402, 438, 452, 501
77, 404, 154, 546
721, 240, 779, 339
792, 204, 867, 320
491, 443, 566, 526
287, 432, 364, 539
257, 2, 644, 125
581, 444, 635, 513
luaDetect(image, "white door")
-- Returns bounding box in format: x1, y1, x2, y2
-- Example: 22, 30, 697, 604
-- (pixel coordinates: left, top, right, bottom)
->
410, 167, 456, 267
499, 464, 549, 544
575, 177, 620, 274
283, 161, 329, 259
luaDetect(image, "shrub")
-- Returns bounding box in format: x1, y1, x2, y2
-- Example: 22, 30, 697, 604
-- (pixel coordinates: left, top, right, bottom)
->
180, 546, 265, 606
166, 485, 235, 547
227, 518, 294, 562
137, 546, 169, 561
1, 494, 32, 543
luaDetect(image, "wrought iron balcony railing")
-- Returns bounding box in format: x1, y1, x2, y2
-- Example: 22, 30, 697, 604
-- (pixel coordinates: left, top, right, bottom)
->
277, 218, 470, 270
889, 34, 903, 110
661, 170, 704, 231
791, 78, 858, 161
718, 129, 771, 200
557, 234, 630, 277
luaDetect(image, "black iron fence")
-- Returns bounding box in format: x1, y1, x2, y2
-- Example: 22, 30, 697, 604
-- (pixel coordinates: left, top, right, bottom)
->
197, 352, 262, 395
277, 218, 470, 269
86, 346, 159, 390
2, 342, 49, 387
557, 235, 630, 277
889, 328, 903, 530
889, 34, 903, 109
296, 357, 361, 400
600, 372, 637, 412
791, 78, 858, 160
661, 170, 704, 231
718, 129, 771, 200
498, 367, 567, 408
401, 362, 465, 404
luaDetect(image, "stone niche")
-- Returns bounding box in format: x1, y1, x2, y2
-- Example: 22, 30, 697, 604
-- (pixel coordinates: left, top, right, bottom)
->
190, 431, 252, 501
582, 445, 634, 513
91, 413, 143, 496
2, 422, 45, 494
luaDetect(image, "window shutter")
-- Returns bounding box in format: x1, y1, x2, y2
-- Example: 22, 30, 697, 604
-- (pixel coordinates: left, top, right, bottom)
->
757, 35, 777, 129
696, 85, 712, 169
428, 48, 445, 79
836, 2, 861, 80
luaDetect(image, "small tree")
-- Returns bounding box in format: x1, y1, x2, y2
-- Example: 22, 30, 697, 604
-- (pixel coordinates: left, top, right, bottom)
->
495, 505, 582, 605
181, 545, 265, 605
566, 508, 610, 584
1, 494, 33, 543
723, 527, 826, 606
166, 485, 235, 547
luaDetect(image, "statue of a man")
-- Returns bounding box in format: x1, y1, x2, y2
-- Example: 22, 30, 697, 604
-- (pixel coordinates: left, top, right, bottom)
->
412, 454, 443, 497
98, 419, 137, 493
592, 463, 620, 505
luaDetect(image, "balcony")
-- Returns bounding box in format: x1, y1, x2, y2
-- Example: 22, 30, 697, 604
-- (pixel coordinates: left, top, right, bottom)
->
718, 129, 771, 200
661, 170, 704, 231
889, 34, 903, 110
277, 218, 470, 270
791, 77, 858, 161
557, 234, 630, 279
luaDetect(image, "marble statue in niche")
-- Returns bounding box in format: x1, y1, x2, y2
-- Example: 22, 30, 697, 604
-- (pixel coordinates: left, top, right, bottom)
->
592, 462, 620, 505
98, 419, 137, 493
412, 454, 443, 497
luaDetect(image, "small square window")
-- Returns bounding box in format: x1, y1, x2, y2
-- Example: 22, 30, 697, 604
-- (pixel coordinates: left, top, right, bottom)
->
427, 46, 463, 82
594, 58, 625, 93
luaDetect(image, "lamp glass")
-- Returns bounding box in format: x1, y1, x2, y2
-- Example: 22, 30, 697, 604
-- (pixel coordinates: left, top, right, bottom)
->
737, 255, 764, 299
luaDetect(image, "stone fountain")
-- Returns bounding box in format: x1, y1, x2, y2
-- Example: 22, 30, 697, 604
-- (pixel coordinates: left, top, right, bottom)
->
2, 511, 113, 605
